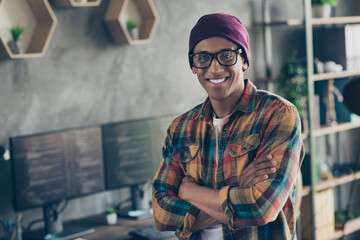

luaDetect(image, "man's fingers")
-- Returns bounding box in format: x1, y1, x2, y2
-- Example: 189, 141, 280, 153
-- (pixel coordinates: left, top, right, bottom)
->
239, 155, 278, 187
245, 154, 273, 172
242, 155, 272, 175
247, 175, 269, 187
253, 160, 277, 171
251, 154, 273, 165
242, 156, 276, 177
253, 168, 276, 176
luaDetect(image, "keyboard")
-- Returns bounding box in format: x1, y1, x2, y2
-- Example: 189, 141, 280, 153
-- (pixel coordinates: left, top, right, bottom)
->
129, 225, 175, 240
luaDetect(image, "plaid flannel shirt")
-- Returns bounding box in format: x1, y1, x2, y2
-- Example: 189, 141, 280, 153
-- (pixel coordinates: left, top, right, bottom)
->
152, 79, 304, 240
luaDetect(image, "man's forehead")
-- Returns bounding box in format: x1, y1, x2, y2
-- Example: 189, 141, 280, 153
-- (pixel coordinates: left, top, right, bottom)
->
193, 36, 238, 53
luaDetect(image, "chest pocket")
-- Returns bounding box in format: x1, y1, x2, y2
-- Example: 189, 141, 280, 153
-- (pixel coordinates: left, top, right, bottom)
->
172, 145, 199, 177
229, 134, 260, 161
173, 145, 199, 162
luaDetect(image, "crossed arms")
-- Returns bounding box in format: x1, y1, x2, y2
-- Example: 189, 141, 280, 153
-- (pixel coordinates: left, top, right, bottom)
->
152, 104, 303, 238
178, 154, 277, 231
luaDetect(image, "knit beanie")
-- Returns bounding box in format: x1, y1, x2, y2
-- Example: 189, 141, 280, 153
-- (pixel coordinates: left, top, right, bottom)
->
188, 13, 250, 71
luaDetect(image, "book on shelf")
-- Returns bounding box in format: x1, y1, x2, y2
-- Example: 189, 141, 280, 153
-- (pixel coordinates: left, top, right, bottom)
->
345, 24, 360, 71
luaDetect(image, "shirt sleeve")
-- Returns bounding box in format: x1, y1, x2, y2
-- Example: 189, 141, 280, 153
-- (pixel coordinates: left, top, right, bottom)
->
219, 102, 304, 228
152, 125, 200, 239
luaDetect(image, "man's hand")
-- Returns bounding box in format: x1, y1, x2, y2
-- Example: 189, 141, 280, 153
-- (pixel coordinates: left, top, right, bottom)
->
192, 210, 220, 232
239, 154, 277, 187
178, 176, 229, 225
178, 175, 197, 200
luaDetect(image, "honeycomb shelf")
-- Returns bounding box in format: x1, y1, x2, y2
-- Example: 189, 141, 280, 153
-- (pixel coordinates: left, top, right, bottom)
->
52, 0, 101, 7
104, 0, 158, 44
0, 0, 57, 59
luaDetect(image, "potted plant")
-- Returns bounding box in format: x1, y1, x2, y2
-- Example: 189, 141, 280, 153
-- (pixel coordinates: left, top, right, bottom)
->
311, 0, 337, 18
105, 207, 117, 225
277, 51, 309, 132
8, 25, 24, 54
126, 19, 138, 40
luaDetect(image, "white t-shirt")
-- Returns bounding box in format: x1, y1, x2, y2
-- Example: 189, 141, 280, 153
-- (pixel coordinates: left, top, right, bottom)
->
213, 114, 230, 165
198, 114, 229, 240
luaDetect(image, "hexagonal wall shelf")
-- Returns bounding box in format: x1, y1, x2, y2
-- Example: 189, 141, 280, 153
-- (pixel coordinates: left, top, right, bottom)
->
52, 0, 101, 7
0, 0, 57, 59
104, 0, 159, 44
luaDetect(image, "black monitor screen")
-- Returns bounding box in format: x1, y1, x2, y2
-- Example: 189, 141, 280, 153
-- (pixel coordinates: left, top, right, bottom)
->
10, 126, 105, 211
102, 116, 174, 190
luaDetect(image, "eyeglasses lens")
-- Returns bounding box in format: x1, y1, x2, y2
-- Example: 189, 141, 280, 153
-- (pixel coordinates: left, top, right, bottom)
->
192, 50, 238, 69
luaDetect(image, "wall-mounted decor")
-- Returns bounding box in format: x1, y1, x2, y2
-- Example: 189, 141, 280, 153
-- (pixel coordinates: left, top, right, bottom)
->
0, 0, 57, 59
104, 0, 159, 44
52, 0, 101, 7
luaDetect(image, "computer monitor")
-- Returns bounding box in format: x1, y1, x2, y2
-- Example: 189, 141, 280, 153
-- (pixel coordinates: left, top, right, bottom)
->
10, 126, 105, 240
102, 115, 174, 218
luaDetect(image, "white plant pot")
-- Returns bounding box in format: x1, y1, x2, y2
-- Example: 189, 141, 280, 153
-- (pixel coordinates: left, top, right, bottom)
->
312, 4, 332, 18
106, 213, 117, 225
8, 40, 24, 54
129, 28, 139, 40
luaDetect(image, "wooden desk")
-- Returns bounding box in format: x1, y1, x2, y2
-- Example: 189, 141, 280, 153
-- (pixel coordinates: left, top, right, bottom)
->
69, 214, 177, 240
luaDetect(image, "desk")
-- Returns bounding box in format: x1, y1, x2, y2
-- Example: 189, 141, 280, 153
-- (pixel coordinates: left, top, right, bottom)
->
69, 214, 177, 240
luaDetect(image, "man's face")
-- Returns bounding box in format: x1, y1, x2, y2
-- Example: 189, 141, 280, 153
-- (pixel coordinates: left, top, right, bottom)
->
192, 37, 247, 104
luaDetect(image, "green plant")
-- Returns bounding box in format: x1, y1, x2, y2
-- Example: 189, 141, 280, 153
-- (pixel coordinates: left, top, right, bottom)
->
126, 19, 137, 30
277, 51, 308, 118
105, 207, 116, 215
9, 26, 24, 42
311, 0, 337, 6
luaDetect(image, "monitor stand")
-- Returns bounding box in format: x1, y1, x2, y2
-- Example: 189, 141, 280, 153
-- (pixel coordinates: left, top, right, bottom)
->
24, 203, 95, 240
117, 184, 153, 220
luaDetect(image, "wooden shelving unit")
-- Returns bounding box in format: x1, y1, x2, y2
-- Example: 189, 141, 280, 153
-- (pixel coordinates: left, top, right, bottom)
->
253, 19, 304, 26
313, 122, 360, 137
104, 0, 158, 44
0, 0, 57, 59
316, 171, 360, 192
333, 217, 360, 239
302, 171, 360, 197
312, 70, 360, 82
52, 0, 101, 7
254, 2, 360, 239
254, 16, 360, 27
312, 16, 360, 25
303, 2, 360, 238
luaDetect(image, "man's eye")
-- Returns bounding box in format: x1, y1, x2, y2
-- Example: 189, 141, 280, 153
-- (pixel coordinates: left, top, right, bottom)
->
219, 52, 233, 60
195, 54, 210, 62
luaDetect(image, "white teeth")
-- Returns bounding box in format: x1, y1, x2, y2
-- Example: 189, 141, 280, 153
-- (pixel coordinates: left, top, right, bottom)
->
209, 78, 226, 84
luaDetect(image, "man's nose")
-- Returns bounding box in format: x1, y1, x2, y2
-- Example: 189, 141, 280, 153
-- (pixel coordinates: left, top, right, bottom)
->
208, 57, 224, 73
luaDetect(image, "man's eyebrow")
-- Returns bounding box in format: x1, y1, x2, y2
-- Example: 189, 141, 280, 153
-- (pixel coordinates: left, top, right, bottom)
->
193, 48, 236, 54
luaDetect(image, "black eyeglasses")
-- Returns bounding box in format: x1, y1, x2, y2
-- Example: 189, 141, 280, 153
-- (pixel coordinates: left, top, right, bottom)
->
189, 49, 242, 69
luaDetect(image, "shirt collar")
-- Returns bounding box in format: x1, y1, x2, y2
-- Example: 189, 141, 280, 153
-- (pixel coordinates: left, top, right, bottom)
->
196, 79, 257, 120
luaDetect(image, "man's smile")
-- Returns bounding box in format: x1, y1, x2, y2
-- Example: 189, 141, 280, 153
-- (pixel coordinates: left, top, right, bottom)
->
207, 77, 228, 84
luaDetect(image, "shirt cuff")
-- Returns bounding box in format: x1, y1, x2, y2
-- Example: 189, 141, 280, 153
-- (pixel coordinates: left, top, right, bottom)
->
219, 185, 236, 219
179, 204, 200, 238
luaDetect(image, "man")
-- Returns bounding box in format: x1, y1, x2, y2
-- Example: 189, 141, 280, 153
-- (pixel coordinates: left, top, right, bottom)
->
152, 13, 304, 240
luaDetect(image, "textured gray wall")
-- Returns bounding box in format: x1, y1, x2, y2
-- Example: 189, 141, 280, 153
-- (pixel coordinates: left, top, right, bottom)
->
0, 0, 257, 234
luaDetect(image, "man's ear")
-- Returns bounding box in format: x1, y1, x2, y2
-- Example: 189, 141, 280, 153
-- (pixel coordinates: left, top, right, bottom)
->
192, 67, 197, 74
242, 58, 248, 71
242, 63, 248, 71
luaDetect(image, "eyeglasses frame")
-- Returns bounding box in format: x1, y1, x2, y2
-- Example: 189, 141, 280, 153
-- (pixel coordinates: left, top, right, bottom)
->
189, 48, 242, 69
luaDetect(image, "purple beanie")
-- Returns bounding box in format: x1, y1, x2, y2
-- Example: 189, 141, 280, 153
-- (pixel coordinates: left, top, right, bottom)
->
188, 13, 250, 71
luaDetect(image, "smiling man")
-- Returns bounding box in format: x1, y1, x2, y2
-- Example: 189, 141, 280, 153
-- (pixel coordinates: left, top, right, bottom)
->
152, 13, 304, 240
